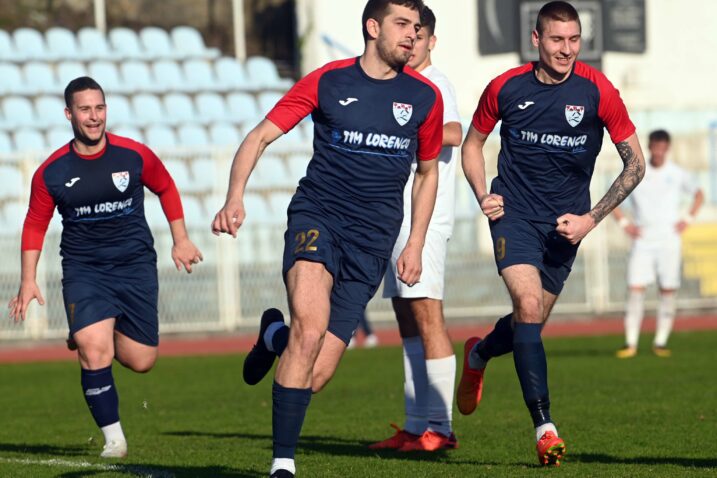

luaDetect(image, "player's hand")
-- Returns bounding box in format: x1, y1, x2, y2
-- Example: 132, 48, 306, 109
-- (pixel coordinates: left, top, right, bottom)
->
396, 241, 423, 287
480, 194, 504, 221
624, 223, 641, 239
172, 238, 203, 274
675, 220, 690, 234
556, 213, 596, 245
7, 281, 45, 322
211, 199, 246, 238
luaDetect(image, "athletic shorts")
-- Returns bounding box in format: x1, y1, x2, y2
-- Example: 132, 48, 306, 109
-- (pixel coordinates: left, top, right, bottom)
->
282, 214, 386, 345
382, 228, 449, 300
62, 261, 159, 346
489, 216, 579, 296
627, 238, 682, 289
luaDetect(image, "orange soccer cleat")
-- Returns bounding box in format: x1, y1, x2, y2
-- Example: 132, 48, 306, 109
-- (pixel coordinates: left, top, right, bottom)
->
536, 431, 566, 466
456, 337, 485, 415
368, 424, 421, 450
398, 430, 458, 452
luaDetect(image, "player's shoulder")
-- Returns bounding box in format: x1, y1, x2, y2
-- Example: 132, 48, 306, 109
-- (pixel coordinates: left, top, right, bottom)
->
403, 65, 441, 101
572, 61, 619, 93
37, 142, 72, 176
310, 57, 357, 77
488, 62, 534, 91
107, 132, 156, 157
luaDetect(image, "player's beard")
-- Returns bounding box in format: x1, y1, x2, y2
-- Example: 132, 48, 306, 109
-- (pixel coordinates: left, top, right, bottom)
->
376, 36, 411, 71
71, 122, 105, 147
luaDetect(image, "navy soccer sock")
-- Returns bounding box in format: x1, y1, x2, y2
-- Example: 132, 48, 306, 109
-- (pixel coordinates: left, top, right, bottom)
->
512, 323, 551, 427
81, 365, 120, 427
273, 381, 312, 459
271, 325, 290, 356
476, 314, 514, 361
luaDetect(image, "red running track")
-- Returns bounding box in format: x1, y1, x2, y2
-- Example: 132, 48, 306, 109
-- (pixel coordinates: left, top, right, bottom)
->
0, 315, 715, 364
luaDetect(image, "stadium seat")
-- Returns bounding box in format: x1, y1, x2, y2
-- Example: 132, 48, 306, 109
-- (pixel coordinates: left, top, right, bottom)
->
287, 154, 311, 183
182, 59, 221, 92
23, 62, 60, 96
105, 94, 134, 125
266, 191, 293, 224
1, 201, 28, 233
89, 61, 129, 94
132, 94, 166, 126
190, 158, 218, 192
164, 93, 197, 126
209, 123, 239, 147
253, 154, 292, 188
120, 61, 161, 94
272, 124, 307, 153
0, 63, 32, 96
57, 61, 88, 88
0, 30, 22, 62
177, 123, 210, 148
152, 60, 189, 93
162, 159, 194, 192
13, 28, 50, 61
110, 124, 144, 143
257, 91, 283, 116
226, 92, 260, 124
45, 27, 80, 61
181, 196, 206, 229
171, 26, 220, 60
109, 27, 149, 60
139, 27, 177, 60
35, 96, 67, 128
0, 131, 13, 153
77, 27, 115, 61
46, 126, 73, 148
143, 196, 166, 230
14, 128, 47, 152
2, 96, 37, 129
0, 165, 23, 199
214, 57, 254, 91
145, 124, 177, 150
195, 92, 229, 124
243, 192, 271, 224
246, 56, 293, 90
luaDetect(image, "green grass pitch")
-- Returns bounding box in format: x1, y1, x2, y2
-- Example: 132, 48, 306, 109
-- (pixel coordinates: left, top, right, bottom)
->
0, 331, 715, 477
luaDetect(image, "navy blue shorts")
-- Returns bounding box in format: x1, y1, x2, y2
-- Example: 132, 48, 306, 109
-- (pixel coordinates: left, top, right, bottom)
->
282, 215, 386, 345
489, 216, 579, 295
62, 262, 159, 346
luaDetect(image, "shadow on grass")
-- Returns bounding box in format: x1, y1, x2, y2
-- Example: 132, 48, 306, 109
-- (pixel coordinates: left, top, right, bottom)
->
571, 452, 717, 468
546, 348, 614, 358
56, 465, 264, 478
0, 442, 88, 456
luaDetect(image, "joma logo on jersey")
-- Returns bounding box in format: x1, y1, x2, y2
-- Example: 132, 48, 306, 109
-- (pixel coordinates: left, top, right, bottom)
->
112, 171, 130, 192
565, 105, 585, 127
392, 102, 413, 126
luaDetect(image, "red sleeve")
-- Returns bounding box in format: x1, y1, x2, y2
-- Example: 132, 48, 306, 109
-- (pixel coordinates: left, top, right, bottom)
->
471, 78, 502, 135
21, 166, 56, 251
139, 144, 184, 222
416, 88, 444, 161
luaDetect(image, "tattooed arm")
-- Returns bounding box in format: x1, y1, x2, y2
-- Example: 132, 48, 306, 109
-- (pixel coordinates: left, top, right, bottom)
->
556, 133, 645, 244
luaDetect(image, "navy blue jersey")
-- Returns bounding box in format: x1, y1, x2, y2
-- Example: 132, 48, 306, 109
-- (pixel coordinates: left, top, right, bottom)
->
266, 57, 443, 257
22, 133, 183, 266
473, 61, 635, 222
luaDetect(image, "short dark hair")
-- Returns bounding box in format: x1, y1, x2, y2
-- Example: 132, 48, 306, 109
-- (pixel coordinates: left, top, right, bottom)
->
648, 129, 671, 144
536, 1, 581, 36
420, 5, 436, 36
361, 0, 425, 42
64, 76, 105, 108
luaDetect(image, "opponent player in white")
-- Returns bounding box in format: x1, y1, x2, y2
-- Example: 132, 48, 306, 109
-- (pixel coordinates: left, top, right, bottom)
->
614, 129, 703, 358
370, 5, 462, 452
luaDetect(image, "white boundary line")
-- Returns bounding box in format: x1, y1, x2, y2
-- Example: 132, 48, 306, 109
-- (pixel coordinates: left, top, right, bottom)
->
0, 456, 176, 477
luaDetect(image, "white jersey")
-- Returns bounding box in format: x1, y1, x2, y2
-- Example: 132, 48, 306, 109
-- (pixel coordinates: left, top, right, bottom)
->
399, 65, 460, 237
627, 161, 697, 241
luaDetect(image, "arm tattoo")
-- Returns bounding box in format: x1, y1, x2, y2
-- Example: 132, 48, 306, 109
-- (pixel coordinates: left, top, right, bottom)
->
589, 141, 644, 224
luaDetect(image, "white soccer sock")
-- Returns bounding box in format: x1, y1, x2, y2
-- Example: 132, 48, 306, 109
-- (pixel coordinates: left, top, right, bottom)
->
270, 458, 296, 475
101, 421, 125, 444
264, 322, 286, 353
624, 290, 646, 348
426, 355, 456, 437
654, 293, 676, 347
535, 422, 558, 442
402, 337, 428, 436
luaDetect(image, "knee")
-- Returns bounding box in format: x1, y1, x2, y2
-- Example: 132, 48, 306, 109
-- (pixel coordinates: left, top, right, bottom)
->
77, 343, 114, 369
311, 369, 333, 393
117, 353, 157, 373
288, 327, 325, 358
514, 295, 543, 323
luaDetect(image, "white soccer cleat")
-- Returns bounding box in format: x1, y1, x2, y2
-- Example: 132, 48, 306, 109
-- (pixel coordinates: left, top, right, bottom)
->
100, 439, 128, 458
364, 334, 379, 348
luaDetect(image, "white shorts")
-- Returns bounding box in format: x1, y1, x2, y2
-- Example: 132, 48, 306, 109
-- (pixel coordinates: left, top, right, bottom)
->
382, 228, 449, 300
627, 238, 682, 289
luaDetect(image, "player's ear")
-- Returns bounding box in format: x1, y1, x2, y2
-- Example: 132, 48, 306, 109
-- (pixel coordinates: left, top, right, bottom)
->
531, 29, 540, 48
428, 35, 437, 51
366, 17, 380, 40
64, 106, 72, 122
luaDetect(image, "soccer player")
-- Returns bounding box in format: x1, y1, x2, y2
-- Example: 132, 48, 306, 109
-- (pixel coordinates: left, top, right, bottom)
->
212, 0, 443, 475
614, 129, 704, 358
8, 77, 203, 458
459, 1, 645, 466
369, 5, 462, 452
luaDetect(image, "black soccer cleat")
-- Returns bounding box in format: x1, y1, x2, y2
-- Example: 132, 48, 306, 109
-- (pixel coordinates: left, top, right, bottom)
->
243, 308, 285, 385
270, 470, 294, 478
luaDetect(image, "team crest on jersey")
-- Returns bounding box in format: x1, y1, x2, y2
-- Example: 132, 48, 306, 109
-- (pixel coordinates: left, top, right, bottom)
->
565, 105, 585, 127
112, 171, 130, 192
393, 102, 413, 126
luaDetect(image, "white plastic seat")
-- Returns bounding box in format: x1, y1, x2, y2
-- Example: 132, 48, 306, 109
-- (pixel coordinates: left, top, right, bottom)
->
267, 192, 293, 224
143, 197, 166, 230
3, 97, 37, 129
189, 158, 217, 192
162, 159, 193, 192
0, 131, 13, 153
182, 59, 221, 92
46, 126, 73, 148
1, 202, 28, 234
132, 94, 166, 126
57, 61, 88, 88
109, 27, 148, 60
145, 125, 177, 150
0, 30, 21, 62
14, 128, 47, 152
181, 196, 206, 229
214, 57, 254, 91
272, 125, 308, 153
163, 93, 196, 125
139, 27, 177, 60
45, 27, 80, 61
226, 92, 260, 124
257, 91, 284, 116
246, 56, 293, 90
287, 154, 311, 183
177, 123, 209, 148
120, 61, 160, 94
35, 96, 67, 128
195, 92, 229, 124
171, 26, 219, 60
77, 27, 114, 60
23, 62, 60, 95
254, 155, 291, 188
89, 61, 128, 94
0, 63, 32, 95
105, 94, 133, 125
13, 28, 50, 60
242, 192, 271, 224
152, 60, 189, 93
110, 124, 144, 143
209, 123, 239, 147
0, 166, 23, 198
